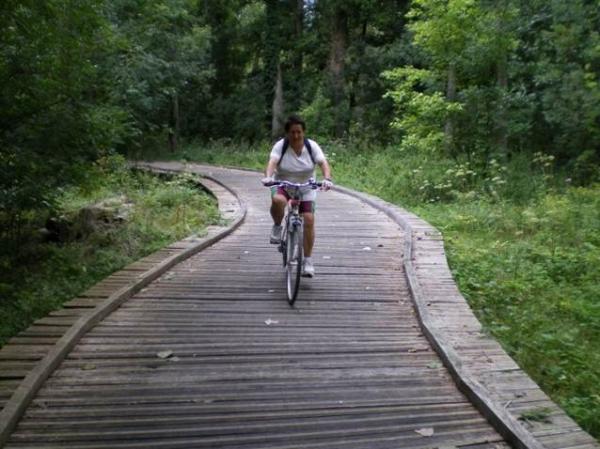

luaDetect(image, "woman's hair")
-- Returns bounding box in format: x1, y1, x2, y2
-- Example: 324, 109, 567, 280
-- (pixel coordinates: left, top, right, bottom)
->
284, 115, 306, 132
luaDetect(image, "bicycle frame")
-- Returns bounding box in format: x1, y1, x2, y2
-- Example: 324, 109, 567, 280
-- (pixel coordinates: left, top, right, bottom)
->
281, 193, 303, 263
265, 179, 321, 305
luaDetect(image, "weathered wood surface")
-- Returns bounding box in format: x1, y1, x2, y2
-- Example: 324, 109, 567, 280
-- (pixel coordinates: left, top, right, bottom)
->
0, 174, 244, 445
0, 162, 596, 448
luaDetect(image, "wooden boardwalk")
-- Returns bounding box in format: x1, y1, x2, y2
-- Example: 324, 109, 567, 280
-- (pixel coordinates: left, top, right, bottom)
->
0, 163, 597, 448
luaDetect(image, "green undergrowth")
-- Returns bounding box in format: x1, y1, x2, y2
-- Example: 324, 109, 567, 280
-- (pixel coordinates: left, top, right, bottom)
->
414, 191, 600, 435
149, 140, 600, 437
0, 155, 219, 347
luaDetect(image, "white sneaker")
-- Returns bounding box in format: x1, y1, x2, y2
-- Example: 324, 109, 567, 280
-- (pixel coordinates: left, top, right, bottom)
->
270, 225, 283, 244
302, 259, 315, 278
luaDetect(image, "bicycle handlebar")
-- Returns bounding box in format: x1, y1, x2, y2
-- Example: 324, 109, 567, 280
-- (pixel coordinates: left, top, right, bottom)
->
263, 179, 323, 189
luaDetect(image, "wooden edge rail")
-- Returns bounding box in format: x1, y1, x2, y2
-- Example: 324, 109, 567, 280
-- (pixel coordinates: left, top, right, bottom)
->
333, 185, 547, 449
0, 165, 247, 447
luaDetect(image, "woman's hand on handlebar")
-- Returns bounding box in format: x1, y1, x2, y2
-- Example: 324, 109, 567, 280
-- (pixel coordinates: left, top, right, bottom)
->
261, 176, 275, 186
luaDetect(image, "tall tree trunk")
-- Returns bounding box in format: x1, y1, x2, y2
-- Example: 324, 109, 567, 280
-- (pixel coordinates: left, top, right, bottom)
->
495, 54, 508, 155
493, 0, 510, 156
348, 19, 367, 129
294, 0, 304, 72
328, 5, 348, 138
288, 0, 304, 112
272, 63, 285, 139
168, 92, 180, 153
264, 0, 281, 133
444, 62, 457, 156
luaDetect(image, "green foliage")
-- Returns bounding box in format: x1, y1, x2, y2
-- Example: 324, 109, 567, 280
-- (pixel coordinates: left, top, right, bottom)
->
0, 0, 126, 256
107, 0, 213, 148
387, 0, 600, 176
383, 66, 462, 155
522, 0, 600, 162
300, 88, 336, 139
408, 0, 483, 67
420, 187, 600, 434
0, 155, 219, 346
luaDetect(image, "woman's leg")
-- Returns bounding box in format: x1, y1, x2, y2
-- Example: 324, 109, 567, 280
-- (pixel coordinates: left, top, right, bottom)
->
302, 212, 315, 257
270, 194, 287, 225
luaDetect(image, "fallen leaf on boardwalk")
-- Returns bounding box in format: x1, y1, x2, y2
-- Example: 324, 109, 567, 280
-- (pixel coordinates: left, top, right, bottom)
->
265, 319, 279, 325
427, 362, 442, 369
415, 427, 434, 437
82, 364, 96, 370
323, 256, 331, 259
408, 348, 418, 353
157, 350, 174, 359
243, 251, 249, 254
362, 246, 372, 251
268, 289, 275, 293
437, 446, 457, 449
170, 356, 181, 362
378, 244, 384, 247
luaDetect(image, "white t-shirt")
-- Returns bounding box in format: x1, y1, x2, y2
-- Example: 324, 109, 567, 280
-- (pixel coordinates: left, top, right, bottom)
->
269, 139, 326, 202
270, 139, 326, 183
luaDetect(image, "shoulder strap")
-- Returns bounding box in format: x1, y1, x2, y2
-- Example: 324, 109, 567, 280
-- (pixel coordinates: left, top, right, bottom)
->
280, 138, 289, 163
278, 138, 315, 166
304, 138, 315, 164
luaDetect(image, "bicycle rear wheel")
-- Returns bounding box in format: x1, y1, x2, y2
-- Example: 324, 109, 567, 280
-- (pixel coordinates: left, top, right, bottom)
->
286, 225, 303, 305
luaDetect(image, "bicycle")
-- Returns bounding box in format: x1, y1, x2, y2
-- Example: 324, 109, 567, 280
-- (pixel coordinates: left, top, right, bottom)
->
264, 179, 322, 306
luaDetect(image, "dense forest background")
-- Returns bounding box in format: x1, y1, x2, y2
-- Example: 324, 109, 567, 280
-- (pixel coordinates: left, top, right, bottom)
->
2, 0, 599, 249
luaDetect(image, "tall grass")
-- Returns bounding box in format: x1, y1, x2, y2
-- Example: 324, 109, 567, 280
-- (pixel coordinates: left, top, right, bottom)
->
151, 140, 600, 437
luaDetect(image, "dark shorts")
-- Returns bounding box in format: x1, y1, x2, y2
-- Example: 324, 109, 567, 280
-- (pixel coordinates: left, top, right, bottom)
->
271, 187, 316, 214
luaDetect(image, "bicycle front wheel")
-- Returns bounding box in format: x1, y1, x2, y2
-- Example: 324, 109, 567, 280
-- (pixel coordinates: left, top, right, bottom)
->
286, 225, 303, 306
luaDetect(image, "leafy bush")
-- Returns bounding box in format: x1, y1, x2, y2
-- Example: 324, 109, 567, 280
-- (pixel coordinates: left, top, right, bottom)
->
0, 155, 219, 346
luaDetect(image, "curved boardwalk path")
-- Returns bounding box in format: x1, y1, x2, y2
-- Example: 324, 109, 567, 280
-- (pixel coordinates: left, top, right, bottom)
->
0, 163, 597, 449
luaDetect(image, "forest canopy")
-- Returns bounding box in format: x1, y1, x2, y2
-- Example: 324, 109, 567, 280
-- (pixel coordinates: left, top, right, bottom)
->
1, 0, 599, 251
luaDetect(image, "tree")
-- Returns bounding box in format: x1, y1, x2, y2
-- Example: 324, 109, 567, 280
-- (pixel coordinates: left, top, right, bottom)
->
516, 0, 600, 169
408, 0, 484, 156
0, 0, 121, 253
107, 0, 213, 152
264, 0, 285, 138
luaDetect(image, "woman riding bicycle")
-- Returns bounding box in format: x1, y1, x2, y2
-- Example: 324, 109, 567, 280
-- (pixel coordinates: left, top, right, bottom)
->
261, 115, 333, 277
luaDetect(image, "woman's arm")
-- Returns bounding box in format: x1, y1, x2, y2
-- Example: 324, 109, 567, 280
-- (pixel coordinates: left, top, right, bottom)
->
319, 159, 332, 181
265, 158, 279, 178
